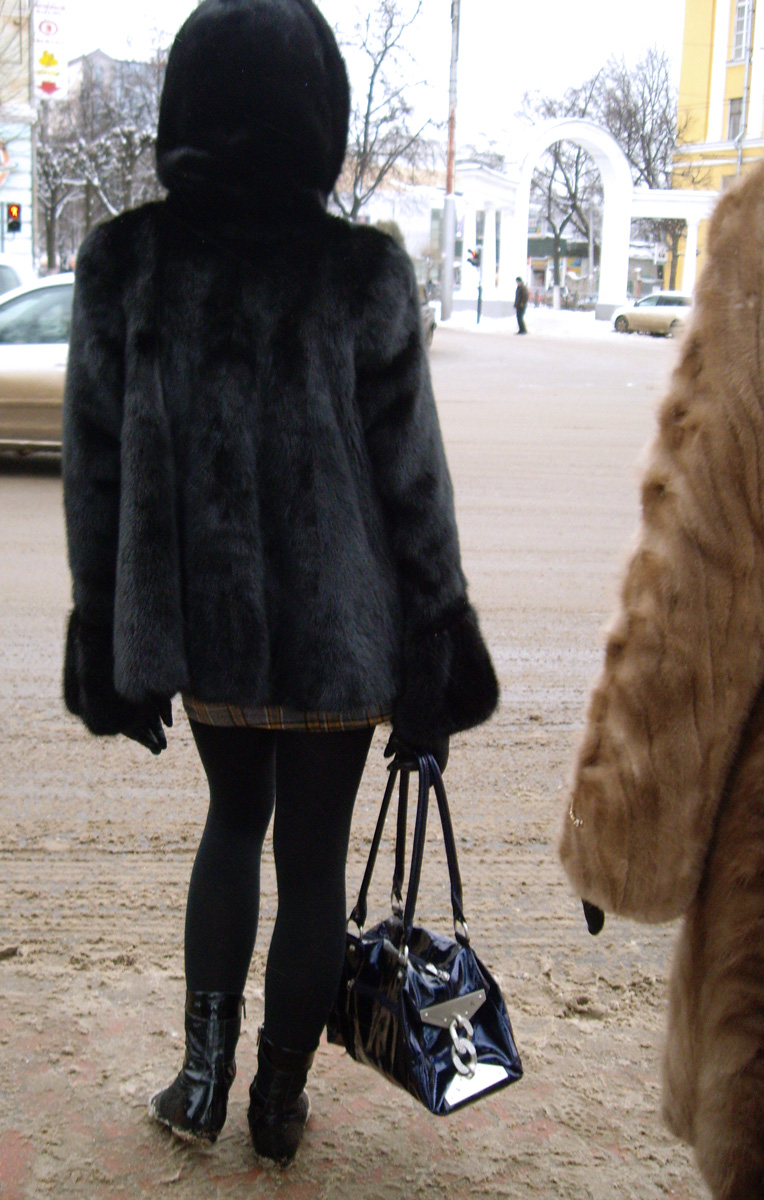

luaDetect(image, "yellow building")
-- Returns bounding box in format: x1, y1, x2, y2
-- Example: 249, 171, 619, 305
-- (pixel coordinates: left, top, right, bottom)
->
674, 0, 762, 270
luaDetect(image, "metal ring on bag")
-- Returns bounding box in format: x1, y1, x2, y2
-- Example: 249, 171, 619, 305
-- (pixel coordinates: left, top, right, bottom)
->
453, 916, 470, 945
454, 918, 470, 946
449, 1016, 477, 1078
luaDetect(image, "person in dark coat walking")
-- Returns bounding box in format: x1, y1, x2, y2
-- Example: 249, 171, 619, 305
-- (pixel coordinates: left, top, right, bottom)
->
514, 276, 529, 334
62, 0, 499, 1169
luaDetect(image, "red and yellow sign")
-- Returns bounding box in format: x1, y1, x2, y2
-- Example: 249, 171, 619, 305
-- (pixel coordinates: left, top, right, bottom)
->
34, 3, 68, 101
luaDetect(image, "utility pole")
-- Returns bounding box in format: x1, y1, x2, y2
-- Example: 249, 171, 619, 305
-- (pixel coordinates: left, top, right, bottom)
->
440, 0, 460, 321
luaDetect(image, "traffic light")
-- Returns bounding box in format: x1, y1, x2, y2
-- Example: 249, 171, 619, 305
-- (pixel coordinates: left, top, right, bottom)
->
468, 247, 481, 268
6, 203, 21, 233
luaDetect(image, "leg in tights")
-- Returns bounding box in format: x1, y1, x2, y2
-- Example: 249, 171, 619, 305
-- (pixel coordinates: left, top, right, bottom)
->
185, 722, 277, 995
264, 727, 373, 1053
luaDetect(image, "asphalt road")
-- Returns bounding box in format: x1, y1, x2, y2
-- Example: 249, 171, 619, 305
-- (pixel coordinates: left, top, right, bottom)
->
0, 319, 706, 1199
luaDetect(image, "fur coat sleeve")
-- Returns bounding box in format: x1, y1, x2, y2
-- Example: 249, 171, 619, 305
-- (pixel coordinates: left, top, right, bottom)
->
560, 161, 764, 923
63, 222, 124, 630
62, 223, 131, 733
63, 213, 189, 732
353, 232, 498, 745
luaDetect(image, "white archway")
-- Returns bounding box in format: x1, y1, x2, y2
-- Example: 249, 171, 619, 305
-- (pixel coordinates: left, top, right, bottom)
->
508, 118, 633, 318
454, 119, 718, 318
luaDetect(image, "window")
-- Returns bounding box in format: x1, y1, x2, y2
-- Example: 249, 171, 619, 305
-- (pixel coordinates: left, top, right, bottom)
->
0, 285, 73, 344
733, 0, 752, 61
728, 96, 743, 141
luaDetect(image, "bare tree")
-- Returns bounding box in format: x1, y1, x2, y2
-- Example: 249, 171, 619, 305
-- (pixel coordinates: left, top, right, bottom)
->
522, 49, 708, 292
35, 135, 80, 268
67, 53, 164, 219
520, 76, 603, 290
332, 0, 432, 221
592, 48, 707, 288
36, 47, 167, 267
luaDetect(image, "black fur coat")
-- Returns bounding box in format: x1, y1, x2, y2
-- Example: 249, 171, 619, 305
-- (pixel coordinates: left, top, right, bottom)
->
62, 0, 498, 747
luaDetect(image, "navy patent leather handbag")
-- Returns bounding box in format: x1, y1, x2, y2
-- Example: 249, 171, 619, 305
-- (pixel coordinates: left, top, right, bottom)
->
327, 752, 522, 1114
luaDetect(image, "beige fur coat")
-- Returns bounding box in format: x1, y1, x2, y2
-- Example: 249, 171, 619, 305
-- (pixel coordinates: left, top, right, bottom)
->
560, 162, 764, 1200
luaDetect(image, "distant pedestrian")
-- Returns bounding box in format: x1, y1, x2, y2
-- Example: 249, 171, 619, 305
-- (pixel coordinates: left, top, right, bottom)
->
61, 0, 498, 1172
514, 276, 529, 334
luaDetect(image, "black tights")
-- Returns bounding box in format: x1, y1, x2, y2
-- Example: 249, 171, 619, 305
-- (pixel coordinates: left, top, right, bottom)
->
185, 723, 373, 1053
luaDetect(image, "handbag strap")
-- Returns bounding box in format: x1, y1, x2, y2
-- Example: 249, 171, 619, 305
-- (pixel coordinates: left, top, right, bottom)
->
392, 767, 409, 915
350, 760, 400, 930
429, 755, 468, 939
350, 751, 470, 945
401, 754, 431, 937
401, 753, 468, 944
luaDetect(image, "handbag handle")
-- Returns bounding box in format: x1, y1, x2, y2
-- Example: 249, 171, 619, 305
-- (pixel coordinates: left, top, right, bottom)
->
350, 752, 469, 946
349, 759, 413, 928
401, 754, 468, 944
392, 767, 409, 916
350, 761, 402, 930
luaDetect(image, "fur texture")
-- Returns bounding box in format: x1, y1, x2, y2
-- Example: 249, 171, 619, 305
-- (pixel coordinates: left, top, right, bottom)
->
560, 161, 764, 1195
663, 685, 764, 1199
561, 162, 764, 922
63, 0, 498, 747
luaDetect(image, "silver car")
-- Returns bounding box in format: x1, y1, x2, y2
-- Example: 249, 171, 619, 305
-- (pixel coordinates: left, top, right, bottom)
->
613, 291, 692, 337
0, 275, 74, 453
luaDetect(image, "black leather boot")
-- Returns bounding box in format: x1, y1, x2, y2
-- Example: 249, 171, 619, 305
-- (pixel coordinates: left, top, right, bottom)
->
247, 1030, 315, 1166
149, 992, 244, 1143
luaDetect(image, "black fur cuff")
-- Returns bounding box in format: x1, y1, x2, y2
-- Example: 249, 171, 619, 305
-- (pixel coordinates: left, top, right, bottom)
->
64, 609, 139, 736
392, 600, 499, 745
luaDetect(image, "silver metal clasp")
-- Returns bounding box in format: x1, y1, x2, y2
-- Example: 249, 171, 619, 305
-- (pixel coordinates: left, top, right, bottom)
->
419, 988, 485, 1079
419, 988, 486, 1029
449, 1015, 478, 1078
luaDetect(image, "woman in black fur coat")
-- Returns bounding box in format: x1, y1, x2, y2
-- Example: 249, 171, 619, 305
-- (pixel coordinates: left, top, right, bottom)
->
62, 0, 499, 1166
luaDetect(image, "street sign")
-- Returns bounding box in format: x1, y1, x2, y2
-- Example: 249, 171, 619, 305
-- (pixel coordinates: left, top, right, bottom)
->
34, 2, 69, 101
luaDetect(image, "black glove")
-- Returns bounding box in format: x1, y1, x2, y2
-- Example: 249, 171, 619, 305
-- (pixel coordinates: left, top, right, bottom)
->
64, 611, 173, 754
384, 732, 449, 774
121, 695, 173, 756
582, 899, 605, 936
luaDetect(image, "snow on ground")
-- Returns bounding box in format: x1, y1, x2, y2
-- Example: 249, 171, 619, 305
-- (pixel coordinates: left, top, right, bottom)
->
433, 302, 617, 340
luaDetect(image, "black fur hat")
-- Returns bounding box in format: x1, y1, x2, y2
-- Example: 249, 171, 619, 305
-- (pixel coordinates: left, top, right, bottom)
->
156, 0, 350, 198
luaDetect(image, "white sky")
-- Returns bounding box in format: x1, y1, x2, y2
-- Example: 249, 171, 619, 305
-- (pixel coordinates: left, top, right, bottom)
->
62, 0, 689, 148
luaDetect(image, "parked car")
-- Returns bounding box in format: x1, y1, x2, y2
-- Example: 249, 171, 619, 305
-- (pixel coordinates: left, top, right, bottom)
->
0, 275, 74, 453
612, 291, 692, 336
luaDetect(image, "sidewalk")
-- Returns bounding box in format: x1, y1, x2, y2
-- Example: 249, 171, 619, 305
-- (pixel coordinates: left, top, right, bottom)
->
0, 955, 698, 1200
434, 303, 616, 341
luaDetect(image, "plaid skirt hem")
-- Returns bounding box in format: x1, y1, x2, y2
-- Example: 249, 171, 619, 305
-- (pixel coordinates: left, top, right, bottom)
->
182, 695, 392, 732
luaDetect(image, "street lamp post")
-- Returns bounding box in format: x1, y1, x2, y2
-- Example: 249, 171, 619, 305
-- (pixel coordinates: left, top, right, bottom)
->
440, 0, 460, 321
